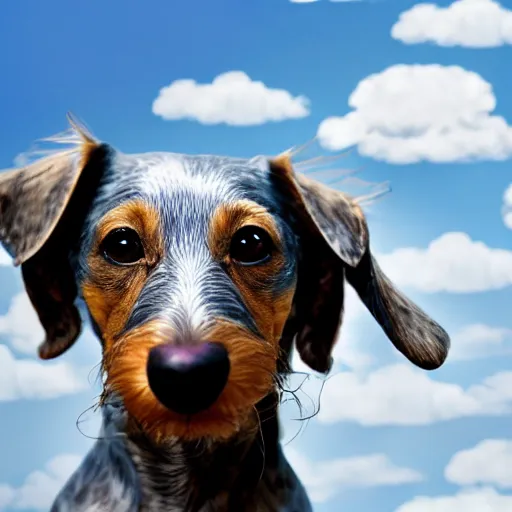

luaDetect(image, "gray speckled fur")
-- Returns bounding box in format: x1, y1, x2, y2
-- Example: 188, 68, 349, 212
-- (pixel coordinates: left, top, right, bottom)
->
51, 396, 141, 512
52, 392, 312, 512
56, 149, 312, 511
0, 137, 449, 512
77, 150, 298, 338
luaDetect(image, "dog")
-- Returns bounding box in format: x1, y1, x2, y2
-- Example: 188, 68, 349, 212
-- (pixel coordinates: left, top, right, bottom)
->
0, 116, 450, 511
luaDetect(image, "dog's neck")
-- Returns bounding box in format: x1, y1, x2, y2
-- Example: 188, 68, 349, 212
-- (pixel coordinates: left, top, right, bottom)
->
102, 391, 309, 512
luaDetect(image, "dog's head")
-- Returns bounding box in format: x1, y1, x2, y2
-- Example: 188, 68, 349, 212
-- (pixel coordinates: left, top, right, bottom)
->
0, 119, 450, 442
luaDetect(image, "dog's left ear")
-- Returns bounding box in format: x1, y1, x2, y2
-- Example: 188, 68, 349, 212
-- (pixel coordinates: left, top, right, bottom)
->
0, 123, 108, 359
270, 154, 450, 374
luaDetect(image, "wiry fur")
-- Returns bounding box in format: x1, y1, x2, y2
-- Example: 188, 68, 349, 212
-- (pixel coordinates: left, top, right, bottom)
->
52, 391, 312, 512
0, 119, 450, 511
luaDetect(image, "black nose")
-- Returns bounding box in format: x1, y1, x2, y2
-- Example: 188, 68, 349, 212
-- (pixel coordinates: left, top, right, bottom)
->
146, 342, 230, 415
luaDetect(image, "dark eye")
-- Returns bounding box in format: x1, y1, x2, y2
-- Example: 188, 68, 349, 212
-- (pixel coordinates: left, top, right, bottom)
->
100, 228, 145, 265
229, 226, 273, 266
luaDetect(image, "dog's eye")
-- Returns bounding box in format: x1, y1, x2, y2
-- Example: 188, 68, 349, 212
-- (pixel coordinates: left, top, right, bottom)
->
100, 228, 145, 265
229, 226, 273, 266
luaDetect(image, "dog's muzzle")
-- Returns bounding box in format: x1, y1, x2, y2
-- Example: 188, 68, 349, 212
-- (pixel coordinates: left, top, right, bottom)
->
146, 342, 231, 415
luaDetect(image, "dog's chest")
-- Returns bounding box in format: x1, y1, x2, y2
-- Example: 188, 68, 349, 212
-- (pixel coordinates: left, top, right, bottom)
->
129, 442, 311, 512
137, 476, 308, 512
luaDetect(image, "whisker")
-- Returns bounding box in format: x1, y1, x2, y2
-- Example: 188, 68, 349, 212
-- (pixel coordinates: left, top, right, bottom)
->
355, 181, 392, 206
87, 361, 103, 387
253, 405, 267, 483
75, 403, 103, 441
281, 136, 318, 159
294, 148, 354, 171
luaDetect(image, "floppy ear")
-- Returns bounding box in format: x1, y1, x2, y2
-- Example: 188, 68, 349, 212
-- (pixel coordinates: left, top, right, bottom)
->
0, 122, 108, 359
270, 155, 450, 373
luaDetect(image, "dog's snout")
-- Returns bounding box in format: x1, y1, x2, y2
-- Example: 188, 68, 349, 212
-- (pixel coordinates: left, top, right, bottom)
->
146, 342, 230, 416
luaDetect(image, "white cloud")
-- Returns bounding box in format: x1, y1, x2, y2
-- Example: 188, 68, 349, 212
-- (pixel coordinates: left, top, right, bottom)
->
396, 438, 512, 510
0, 246, 11, 266
0, 344, 87, 401
317, 363, 512, 426
0, 291, 97, 359
392, 0, 512, 48
0, 485, 15, 510
0, 454, 82, 511
284, 446, 423, 503
0, 292, 45, 355
445, 439, 512, 488
317, 64, 512, 164
152, 71, 310, 126
377, 232, 512, 293
449, 324, 512, 361
395, 487, 512, 512
503, 183, 512, 229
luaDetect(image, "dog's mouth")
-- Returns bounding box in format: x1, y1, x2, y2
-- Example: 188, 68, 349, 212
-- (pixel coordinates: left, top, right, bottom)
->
146, 342, 231, 416
104, 319, 277, 440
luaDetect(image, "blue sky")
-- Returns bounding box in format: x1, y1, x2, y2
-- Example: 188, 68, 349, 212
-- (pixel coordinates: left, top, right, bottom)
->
1, 0, 512, 510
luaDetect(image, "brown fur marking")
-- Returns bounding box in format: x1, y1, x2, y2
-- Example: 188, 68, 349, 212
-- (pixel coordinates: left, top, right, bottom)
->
83, 200, 164, 348
209, 200, 296, 343
106, 319, 278, 441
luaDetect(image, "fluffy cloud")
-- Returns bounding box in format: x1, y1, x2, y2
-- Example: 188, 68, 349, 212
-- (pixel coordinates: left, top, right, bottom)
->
317, 64, 512, 164
317, 363, 512, 426
445, 439, 512, 488
0, 344, 87, 401
0, 290, 97, 358
0, 454, 82, 511
0, 292, 45, 355
377, 232, 512, 293
284, 447, 423, 503
392, 0, 512, 48
152, 71, 310, 126
503, 184, 512, 229
395, 487, 512, 512
0, 292, 91, 401
449, 324, 512, 361
0, 486, 14, 510
396, 438, 512, 510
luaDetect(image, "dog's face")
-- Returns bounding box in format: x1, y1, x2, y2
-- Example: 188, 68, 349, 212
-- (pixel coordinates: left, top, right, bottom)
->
0, 121, 450, 442
79, 150, 301, 440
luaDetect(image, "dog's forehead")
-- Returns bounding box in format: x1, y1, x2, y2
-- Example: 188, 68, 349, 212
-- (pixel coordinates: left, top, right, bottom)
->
79, 148, 292, 260
103, 150, 274, 206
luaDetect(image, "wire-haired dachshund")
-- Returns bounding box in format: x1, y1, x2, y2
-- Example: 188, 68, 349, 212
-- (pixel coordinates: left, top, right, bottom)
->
0, 116, 450, 511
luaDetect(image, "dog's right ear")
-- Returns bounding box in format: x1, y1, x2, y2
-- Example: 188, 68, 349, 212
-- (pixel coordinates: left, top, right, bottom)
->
270, 154, 450, 374
0, 120, 108, 359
